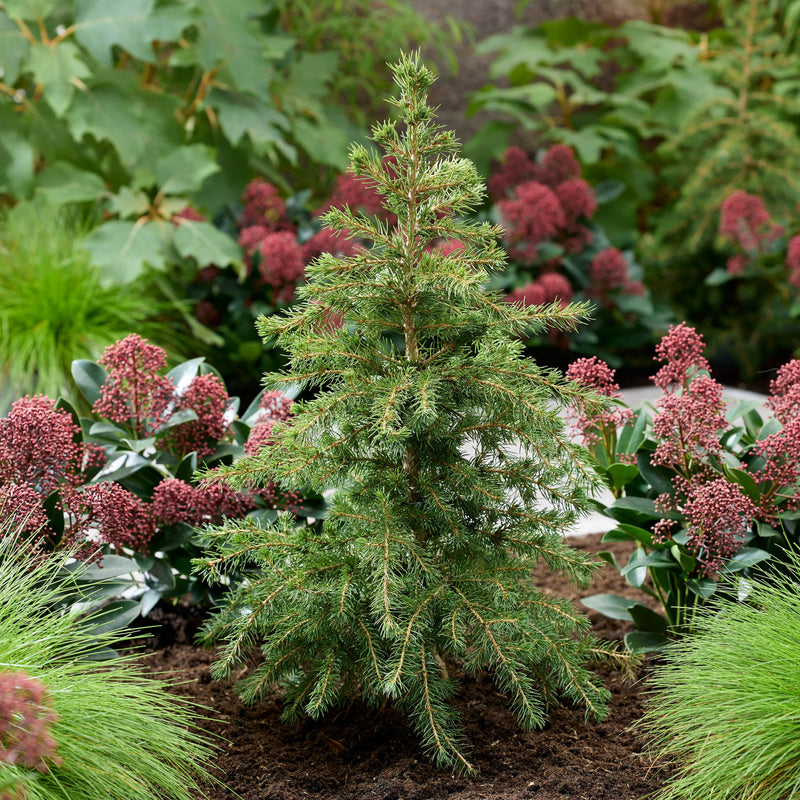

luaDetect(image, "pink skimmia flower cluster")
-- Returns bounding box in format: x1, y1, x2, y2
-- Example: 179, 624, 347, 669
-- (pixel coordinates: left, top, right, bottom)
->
93, 335, 233, 459
0, 671, 59, 777
0, 395, 153, 558
565, 356, 633, 451
491, 145, 644, 322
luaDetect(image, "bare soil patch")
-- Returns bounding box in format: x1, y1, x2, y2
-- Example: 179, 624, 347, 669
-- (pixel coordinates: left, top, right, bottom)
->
136, 534, 667, 800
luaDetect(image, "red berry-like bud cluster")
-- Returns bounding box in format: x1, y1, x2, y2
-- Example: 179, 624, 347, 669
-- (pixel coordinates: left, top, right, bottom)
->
93, 335, 175, 438
565, 356, 633, 448
0, 671, 59, 774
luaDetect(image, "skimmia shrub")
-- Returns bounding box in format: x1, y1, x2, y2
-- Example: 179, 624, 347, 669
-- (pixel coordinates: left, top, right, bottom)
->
569, 324, 800, 653
0, 335, 308, 626
195, 52, 614, 775
0, 526, 217, 800
642, 552, 800, 800
486, 144, 667, 365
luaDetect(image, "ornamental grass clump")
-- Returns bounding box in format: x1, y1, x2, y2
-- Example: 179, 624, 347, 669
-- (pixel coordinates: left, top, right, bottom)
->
0, 521, 217, 800
196, 52, 612, 775
642, 551, 800, 800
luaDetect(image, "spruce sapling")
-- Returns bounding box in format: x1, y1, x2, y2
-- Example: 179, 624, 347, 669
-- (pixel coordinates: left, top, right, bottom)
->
196, 51, 610, 775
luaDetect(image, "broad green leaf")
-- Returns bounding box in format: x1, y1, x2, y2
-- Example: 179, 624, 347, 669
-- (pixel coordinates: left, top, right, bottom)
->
209, 88, 290, 153
636, 451, 674, 495
70, 554, 139, 580
723, 465, 761, 503
35, 161, 107, 203
593, 180, 625, 205
705, 267, 733, 286
159, 408, 199, 431
140, 588, 161, 616
82, 218, 170, 281
723, 547, 771, 573
68, 76, 182, 172
107, 186, 150, 217
580, 592, 635, 621
606, 462, 639, 491
91, 452, 150, 483
42, 491, 64, 540
0, 11, 29, 85
628, 603, 668, 635
594, 549, 622, 571
291, 115, 351, 171
623, 546, 648, 588
624, 631, 671, 655
166, 356, 205, 389
621, 548, 679, 576
71, 359, 107, 405
619, 20, 695, 72
686, 578, 717, 599
175, 452, 198, 482
2, 0, 57, 18
603, 495, 661, 525
190, 0, 292, 96
26, 41, 90, 117
670, 544, 695, 573
173, 219, 243, 268
155, 145, 219, 196
755, 519, 780, 539
148, 559, 175, 591
81, 599, 140, 635
602, 524, 653, 547
0, 128, 34, 196
725, 398, 763, 424
74, 0, 194, 66
616, 407, 647, 455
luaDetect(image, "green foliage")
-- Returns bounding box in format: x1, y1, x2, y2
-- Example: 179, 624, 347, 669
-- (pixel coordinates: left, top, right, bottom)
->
0, 523, 218, 800
467, 7, 800, 380
274, 0, 468, 127
570, 327, 799, 653
641, 550, 800, 800
465, 16, 721, 243
195, 52, 613, 775
0, 0, 368, 278
650, 0, 800, 255
67, 345, 314, 617
0, 199, 179, 410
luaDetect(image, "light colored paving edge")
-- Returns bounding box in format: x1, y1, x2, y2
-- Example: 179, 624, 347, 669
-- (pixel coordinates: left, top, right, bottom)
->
566, 385, 769, 538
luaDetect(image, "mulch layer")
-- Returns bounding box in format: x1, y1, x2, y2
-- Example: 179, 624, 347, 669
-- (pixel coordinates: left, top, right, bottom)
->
135, 534, 668, 800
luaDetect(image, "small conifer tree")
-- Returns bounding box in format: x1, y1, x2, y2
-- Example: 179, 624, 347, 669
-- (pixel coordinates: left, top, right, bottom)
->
197, 52, 610, 774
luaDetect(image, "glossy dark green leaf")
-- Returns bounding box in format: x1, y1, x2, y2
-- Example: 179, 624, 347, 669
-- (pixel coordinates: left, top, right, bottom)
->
72, 359, 107, 406
616, 407, 647, 455
628, 603, 668, 634
723, 547, 771, 573
723, 465, 761, 504
623, 631, 672, 655
686, 578, 717, 599
580, 592, 634, 621
81, 599, 140, 635
604, 496, 661, 525
175, 452, 198, 482
593, 180, 625, 204
606, 462, 639, 490
602, 524, 653, 547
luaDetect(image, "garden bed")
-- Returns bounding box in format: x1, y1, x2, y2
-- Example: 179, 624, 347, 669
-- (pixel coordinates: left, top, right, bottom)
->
137, 534, 668, 800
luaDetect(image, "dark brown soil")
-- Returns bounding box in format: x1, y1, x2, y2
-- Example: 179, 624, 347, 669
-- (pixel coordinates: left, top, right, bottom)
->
138, 534, 667, 800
